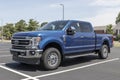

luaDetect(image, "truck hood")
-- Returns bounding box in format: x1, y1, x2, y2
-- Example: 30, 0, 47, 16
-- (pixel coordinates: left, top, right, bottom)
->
13, 31, 63, 37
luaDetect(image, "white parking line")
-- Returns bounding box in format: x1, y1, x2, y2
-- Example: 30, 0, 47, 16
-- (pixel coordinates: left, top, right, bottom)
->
0, 55, 12, 58
22, 58, 119, 80
0, 64, 39, 80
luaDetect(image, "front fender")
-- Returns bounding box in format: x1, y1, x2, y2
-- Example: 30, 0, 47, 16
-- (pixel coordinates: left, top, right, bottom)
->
38, 37, 64, 52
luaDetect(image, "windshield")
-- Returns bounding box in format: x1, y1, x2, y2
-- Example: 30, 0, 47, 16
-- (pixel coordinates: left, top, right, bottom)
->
38, 21, 68, 31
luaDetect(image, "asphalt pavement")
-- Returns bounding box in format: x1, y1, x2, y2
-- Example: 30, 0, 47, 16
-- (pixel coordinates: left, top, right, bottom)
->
0, 42, 120, 80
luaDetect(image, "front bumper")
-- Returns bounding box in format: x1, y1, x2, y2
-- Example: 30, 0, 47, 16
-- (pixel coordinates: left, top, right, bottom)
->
10, 49, 43, 64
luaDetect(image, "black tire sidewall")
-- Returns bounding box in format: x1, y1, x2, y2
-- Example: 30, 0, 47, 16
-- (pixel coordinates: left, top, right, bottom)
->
42, 48, 61, 70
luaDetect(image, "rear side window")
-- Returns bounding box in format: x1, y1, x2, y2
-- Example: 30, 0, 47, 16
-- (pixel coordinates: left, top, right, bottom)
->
79, 22, 93, 32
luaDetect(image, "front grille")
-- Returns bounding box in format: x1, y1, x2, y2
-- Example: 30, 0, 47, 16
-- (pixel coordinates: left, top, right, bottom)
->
11, 36, 31, 50
12, 40, 30, 45
12, 36, 26, 39
12, 45, 27, 50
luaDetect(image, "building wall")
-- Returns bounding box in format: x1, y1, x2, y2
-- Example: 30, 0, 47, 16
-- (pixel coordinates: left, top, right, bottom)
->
114, 22, 120, 36
94, 30, 106, 34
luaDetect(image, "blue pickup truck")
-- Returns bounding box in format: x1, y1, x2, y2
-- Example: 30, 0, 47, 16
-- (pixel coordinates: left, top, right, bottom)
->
10, 20, 113, 70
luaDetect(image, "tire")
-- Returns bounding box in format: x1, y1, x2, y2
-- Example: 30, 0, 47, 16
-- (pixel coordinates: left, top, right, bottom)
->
19, 62, 28, 65
41, 48, 61, 70
98, 45, 109, 59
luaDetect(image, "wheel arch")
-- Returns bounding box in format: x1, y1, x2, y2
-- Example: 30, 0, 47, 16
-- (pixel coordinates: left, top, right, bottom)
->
42, 42, 64, 61
102, 39, 110, 53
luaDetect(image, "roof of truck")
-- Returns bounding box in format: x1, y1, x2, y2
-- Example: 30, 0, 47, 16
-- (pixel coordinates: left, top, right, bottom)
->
54, 20, 91, 23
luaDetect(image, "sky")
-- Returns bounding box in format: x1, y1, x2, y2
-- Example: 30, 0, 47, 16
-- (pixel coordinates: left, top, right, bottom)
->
0, 0, 120, 26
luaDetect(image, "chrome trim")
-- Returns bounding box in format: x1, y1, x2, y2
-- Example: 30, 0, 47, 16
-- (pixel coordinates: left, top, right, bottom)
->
65, 45, 95, 49
11, 36, 41, 51
12, 36, 27, 37
18, 55, 42, 58
10, 49, 43, 52
12, 44, 31, 46
12, 39, 32, 40
11, 36, 32, 46
10, 49, 26, 52
11, 48, 43, 59
12, 36, 32, 39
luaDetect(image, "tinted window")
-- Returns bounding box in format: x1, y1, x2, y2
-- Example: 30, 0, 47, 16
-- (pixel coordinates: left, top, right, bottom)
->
69, 22, 81, 32
38, 21, 68, 31
79, 22, 92, 32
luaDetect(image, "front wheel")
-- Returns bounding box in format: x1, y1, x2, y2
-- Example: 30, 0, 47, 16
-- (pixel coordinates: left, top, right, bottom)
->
41, 48, 61, 70
98, 45, 109, 59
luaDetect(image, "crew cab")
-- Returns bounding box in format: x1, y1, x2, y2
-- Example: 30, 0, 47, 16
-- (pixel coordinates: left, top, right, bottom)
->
10, 20, 113, 70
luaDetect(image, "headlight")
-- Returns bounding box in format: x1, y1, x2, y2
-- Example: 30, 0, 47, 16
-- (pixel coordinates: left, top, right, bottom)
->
36, 37, 41, 42
32, 37, 41, 46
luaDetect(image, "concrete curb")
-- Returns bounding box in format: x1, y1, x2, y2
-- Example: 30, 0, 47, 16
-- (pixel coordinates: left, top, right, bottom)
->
0, 40, 11, 43
113, 41, 120, 47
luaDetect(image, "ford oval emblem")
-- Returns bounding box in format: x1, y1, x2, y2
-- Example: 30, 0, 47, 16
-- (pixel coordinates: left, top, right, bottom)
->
14, 40, 19, 44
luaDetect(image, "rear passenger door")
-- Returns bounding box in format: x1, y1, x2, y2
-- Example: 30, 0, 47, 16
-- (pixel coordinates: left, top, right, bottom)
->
79, 22, 95, 51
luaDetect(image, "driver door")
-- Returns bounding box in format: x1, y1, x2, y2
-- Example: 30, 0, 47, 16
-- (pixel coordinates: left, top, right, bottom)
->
64, 22, 84, 54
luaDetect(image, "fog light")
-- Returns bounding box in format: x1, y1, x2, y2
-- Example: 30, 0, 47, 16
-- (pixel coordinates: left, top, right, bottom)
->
30, 51, 35, 55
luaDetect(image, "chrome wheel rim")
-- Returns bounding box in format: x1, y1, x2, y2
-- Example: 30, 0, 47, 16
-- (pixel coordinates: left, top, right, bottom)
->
47, 52, 58, 67
103, 47, 108, 58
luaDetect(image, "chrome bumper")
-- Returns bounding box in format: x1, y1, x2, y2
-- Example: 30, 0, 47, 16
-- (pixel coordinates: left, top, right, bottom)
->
10, 49, 43, 64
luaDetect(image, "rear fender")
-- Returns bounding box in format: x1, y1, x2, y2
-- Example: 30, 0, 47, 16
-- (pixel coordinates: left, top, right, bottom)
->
102, 37, 111, 53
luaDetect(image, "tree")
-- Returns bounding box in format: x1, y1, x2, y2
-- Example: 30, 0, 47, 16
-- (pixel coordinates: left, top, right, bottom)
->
40, 22, 48, 27
27, 19, 39, 31
3, 23, 15, 39
0, 27, 2, 37
0, 19, 49, 39
0, 27, 1, 31
106, 24, 114, 34
15, 19, 27, 32
116, 12, 120, 24
115, 34, 120, 41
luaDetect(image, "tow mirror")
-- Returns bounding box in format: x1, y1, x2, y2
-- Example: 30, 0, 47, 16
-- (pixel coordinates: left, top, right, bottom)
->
67, 26, 76, 35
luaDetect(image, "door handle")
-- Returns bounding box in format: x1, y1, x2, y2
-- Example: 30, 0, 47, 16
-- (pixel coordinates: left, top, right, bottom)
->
80, 36, 84, 38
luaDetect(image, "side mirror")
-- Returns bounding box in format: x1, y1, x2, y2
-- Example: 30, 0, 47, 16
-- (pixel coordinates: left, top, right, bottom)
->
67, 26, 76, 35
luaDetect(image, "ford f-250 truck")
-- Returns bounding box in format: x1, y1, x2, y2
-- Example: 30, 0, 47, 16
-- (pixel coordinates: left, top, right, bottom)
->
10, 20, 113, 70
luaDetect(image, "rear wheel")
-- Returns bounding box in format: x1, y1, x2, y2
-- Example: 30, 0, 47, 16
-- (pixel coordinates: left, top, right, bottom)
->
98, 45, 109, 59
41, 48, 61, 70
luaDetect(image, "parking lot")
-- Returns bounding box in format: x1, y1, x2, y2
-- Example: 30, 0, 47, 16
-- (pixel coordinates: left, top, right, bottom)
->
0, 42, 120, 80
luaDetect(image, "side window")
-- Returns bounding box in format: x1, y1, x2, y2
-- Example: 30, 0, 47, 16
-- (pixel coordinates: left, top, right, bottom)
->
79, 23, 92, 32
69, 22, 81, 32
